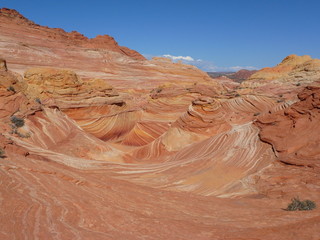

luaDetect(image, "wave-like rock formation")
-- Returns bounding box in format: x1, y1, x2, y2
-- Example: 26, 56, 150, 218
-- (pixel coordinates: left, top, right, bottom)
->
1, 8, 320, 240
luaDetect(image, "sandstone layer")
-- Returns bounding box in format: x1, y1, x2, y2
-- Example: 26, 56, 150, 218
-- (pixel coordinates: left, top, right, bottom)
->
240, 54, 320, 98
252, 86, 320, 203
0, 8, 320, 240
255, 86, 320, 167
0, 8, 216, 91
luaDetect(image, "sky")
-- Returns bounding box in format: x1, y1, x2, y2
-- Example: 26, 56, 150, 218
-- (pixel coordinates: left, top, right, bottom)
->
1, 0, 320, 72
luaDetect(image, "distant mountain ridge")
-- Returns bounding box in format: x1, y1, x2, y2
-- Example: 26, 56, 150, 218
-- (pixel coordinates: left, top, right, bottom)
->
208, 69, 258, 82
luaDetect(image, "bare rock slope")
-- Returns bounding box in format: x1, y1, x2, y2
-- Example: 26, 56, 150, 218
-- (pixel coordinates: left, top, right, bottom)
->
240, 54, 320, 97
0, 8, 320, 240
0, 8, 215, 91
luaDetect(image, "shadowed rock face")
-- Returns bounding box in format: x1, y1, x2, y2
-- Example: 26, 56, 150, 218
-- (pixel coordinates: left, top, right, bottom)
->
1, 9, 320, 240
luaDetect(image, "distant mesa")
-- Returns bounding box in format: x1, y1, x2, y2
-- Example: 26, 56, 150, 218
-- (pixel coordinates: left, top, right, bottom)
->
208, 69, 258, 82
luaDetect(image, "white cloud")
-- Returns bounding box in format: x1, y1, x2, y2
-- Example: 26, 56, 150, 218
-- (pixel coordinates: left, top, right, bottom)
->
163, 54, 195, 61
143, 53, 258, 72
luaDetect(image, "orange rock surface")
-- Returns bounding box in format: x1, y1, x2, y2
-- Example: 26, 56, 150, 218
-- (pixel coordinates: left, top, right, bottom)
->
251, 86, 320, 206
0, 8, 320, 240
0, 8, 216, 91
240, 54, 320, 98
256, 86, 320, 166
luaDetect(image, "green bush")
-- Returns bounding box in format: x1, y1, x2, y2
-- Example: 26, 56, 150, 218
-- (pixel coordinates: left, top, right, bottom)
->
285, 197, 316, 211
10, 116, 25, 128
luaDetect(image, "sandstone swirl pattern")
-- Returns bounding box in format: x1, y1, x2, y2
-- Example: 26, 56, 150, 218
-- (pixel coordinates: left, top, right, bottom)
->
0, 8, 320, 240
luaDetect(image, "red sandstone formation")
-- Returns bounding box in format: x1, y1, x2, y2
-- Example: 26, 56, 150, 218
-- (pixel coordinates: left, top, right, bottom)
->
251, 86, 320, 204
0, 8, 145, 61
0, 8, 216, 91
0, 8, 320, 240
231, 69, 258, 82
255, 86, 320, 167
240, 54, 320, 98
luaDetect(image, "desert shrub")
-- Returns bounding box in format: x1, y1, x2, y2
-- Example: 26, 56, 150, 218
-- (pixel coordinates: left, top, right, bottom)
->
35, 98, 41, 104
235, 93, 240, 97
0, 148, 5, 158
285, 197, 316, 211
7, 86, 16, 93
155, 87, 162, 93
10, 116, 25, 128
296, 83, 301, 86
253, 112, 260, 116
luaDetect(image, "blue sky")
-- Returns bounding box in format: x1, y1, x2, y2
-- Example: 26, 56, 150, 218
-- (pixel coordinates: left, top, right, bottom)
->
1, 0, 320, 71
